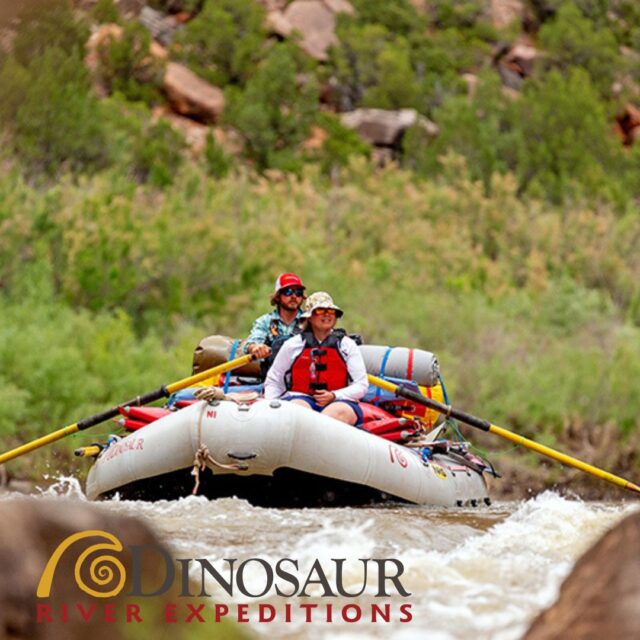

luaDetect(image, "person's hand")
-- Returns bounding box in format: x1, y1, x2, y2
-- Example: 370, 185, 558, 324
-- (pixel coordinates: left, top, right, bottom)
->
313, 390, 336, 407
194, 386, 226, 402
248, 344, 272, 359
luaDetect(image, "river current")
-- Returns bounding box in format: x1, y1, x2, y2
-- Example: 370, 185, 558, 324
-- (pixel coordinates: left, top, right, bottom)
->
5, 480, 638, 639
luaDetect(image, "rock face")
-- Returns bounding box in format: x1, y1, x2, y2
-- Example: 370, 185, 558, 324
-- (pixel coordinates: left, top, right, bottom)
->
0, 498, 243, 639
340, 108, 439, 147
163, 62, 225, 124
138, 6, 182, 46
616, 103, 640, 146
0, 498, 168, 640
490, 0, 525, 28
523, 511, 640, 640
282, 0, 353, 61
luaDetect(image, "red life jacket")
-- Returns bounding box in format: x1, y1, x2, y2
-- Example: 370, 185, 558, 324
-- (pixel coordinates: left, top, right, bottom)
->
286, 331, 350, 394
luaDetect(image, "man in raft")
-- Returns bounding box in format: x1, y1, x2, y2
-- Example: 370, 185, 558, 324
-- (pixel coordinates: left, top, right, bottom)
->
264, 292, 368, 426
243, 272, 306, 363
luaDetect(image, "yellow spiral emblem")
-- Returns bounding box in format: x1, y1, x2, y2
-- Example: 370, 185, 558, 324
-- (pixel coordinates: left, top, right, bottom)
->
37, 530, 126, 598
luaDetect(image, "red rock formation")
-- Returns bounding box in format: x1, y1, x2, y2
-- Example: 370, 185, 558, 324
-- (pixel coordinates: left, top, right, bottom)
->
163, 62, 225, 124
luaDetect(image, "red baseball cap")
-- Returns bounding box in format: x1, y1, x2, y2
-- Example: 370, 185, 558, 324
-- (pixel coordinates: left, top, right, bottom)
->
274, 273, 305, 292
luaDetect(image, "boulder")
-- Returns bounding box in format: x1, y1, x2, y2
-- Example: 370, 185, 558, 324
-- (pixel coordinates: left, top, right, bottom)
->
302, 124, 329, 150
265, 10, 293, 38
616, 103, 640, 145
138, 6, 182, 46
462, 73, 479, 98
283, 0, 353, 60
505, 43, 538, 78
490, 0, 525, 28
340, 108, 439, 147
0, 27, 15, 54
523, 510, 640, 639
322, 0, 355, 14
0, 498, 169, 640
85, 23, 124, 97
163, 62, 225, 124
255, 0, 288, 10
114, 0, 147, 17
152, 106, 210, 155
0, 498, 243, 639
496, 42, 537, 91
85, 23, 124, 74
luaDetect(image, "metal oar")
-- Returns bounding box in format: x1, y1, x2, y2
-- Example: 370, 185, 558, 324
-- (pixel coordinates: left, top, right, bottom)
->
0, 354, 255, 465
368, 374, 640, 495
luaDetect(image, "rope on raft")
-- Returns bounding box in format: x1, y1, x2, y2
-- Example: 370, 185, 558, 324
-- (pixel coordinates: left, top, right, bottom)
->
191, 400, 248, 495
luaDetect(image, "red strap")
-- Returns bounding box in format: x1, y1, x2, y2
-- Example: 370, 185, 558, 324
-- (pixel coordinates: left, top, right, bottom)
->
406, 349, 414, 380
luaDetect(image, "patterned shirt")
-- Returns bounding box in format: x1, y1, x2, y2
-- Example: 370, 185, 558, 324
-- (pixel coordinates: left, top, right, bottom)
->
243, 309, 303, 353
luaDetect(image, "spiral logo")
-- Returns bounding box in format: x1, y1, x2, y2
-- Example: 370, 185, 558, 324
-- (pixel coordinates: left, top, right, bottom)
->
37, 530, 126, 598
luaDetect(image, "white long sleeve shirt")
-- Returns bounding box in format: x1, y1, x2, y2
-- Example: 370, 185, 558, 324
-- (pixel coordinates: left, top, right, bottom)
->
264, 333, 369, 402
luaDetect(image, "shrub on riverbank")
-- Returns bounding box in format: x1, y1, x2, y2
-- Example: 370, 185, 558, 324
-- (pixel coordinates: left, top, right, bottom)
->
0, 160, 638, 484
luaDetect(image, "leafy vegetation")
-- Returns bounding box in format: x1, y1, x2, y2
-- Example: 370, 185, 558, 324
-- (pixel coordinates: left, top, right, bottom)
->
0, 0, 639, 489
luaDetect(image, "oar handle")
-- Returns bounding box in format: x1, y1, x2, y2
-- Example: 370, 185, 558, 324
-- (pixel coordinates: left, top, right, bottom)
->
396, 384, 491, 432
76, 388, 168, 432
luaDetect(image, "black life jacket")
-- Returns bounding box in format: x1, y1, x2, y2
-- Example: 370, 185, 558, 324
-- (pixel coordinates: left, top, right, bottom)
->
285, 330, 350, 394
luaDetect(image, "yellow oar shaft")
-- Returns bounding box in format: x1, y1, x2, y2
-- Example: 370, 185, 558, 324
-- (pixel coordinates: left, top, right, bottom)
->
368, 373, 640, 495
0, 354, 254, 465
0, 424, 80, 464
488, 424, 640, 493
164, 354, 252, 394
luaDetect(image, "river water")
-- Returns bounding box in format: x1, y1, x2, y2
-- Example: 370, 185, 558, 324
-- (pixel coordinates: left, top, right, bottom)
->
10, 479, 637, 640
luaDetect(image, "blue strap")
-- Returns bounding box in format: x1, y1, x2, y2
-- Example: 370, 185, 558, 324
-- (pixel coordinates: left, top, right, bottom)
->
438, 373, 450, 404
379, 346, 393, 378
223, 340, 240, 393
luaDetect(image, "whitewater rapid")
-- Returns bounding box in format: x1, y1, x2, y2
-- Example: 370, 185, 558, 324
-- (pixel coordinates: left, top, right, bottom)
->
4, 480, 637, 639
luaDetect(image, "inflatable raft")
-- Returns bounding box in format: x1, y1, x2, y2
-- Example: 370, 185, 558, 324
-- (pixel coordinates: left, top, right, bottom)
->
83, 337, 497, 507
86, 398, 491, 507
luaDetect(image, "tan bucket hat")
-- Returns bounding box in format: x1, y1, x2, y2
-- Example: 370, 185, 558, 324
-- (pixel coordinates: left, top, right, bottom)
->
300, 291, 344, 318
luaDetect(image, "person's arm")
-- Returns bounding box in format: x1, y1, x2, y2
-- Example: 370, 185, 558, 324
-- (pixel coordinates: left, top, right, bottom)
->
264, 338, 299, 399
332, 337, 369, 402
243, 314, 271, 354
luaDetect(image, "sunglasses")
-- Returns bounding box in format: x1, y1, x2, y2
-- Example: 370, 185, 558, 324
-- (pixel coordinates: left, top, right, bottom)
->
312, 308, 336, 317
280, 287, 305, 297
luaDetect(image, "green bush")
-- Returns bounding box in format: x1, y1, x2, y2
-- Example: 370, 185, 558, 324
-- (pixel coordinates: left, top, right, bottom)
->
312, 112, 371, 176
225, 43, 319, 172
403, 71, 518, 192
12, 0, 89, 68
328, 23, 394, 110
0, 57, 30, 126
131, 119, 186, 186
330, 16, 489, 115
204, 131, 232, 179
172, 0, 266, 87
361, 38, 421, 110
3, 47, 110, 176
148, 0, 204, 13
347, 0, 424, 36
94, 21, 165, 104
429, 0, 486, 29
90, 0, 121, 24
538, 3, 622, 97
515, 68, 625, 203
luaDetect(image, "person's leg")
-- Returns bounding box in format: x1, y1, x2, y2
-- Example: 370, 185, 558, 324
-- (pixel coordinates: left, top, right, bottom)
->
290, 399, 313, 411
282, 394, 320, 412
321, 401, 361, 425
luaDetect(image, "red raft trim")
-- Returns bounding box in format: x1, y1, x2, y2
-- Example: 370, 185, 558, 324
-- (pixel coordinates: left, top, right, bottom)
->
117, 399, 414, 442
